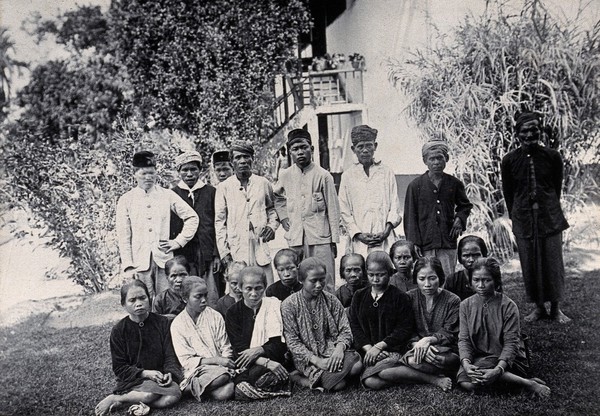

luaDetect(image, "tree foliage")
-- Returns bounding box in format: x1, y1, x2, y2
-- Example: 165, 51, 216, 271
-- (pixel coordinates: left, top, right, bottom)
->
389, 0, 600, 258
0, 27, 27, 121
109, 0, 311, 159
29, 5, 109, 53
2, 1, 311, 291
16, 56, 132, 142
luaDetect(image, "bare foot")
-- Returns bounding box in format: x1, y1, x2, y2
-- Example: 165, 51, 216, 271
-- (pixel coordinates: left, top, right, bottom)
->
524, 307, 548, 322
431, 376, 453, 392
528, 378, 551, 398
551, 310, 572, 324
95, 395, 121, 416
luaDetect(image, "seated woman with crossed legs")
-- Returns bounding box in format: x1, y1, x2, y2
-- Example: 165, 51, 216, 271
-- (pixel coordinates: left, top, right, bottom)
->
457, 258, 550, 397
281, 258, 363, 392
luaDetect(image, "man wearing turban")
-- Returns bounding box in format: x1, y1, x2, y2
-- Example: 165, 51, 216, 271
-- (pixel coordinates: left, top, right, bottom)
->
215, 141, 279, 285
501, 112, 570, 323
338, 125, 403, 258
116, 150, 199, 299
404, 139, 473, 277
169, 151, 221, 306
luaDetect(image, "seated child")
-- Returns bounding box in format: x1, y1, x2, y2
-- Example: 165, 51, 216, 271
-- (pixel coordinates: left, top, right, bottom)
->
281, 258, 363, 392
215, 261, 246, 317
348, 251, 415, 391
170, 276, 235, 401
336, 253, 366, 308
95, 280, 182, 416
457, 258, 549, 397
153, 255, 190, 319
389, 240, 418, 292
265, 249, 302, 302
445, 235, 488, 300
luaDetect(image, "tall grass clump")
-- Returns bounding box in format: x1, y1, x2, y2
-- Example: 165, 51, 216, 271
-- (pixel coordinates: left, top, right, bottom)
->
389, 0, 600, 259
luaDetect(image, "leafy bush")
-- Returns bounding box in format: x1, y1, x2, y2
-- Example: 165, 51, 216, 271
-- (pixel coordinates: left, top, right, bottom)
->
1, 124, 196, 292
1, 1, 311, 291
109, 0, 311, 161
388, 0, 600, 259
16, 56, 132, 142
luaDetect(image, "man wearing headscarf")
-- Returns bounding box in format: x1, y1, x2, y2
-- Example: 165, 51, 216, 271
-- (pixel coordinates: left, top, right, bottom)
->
116, 150, 199, 299
404, 139, 472, 277
170, 151, 221, 306
273, 129, 340, 293
501, 112, 570, 323
215, 141, 279, 285
338, 125, 403, 258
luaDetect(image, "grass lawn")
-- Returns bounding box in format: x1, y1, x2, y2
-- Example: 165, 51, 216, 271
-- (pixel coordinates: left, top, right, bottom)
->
1, 269, 599, 416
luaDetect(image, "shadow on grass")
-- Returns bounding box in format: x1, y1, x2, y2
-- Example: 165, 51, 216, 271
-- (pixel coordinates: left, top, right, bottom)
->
1, 270, 598, 416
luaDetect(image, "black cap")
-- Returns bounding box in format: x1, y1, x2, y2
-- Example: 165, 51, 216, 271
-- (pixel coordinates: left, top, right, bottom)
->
133, 151, 156, 168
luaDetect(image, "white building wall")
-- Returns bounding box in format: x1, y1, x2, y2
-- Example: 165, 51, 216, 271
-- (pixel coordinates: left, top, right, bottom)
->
326, 0, 599, 174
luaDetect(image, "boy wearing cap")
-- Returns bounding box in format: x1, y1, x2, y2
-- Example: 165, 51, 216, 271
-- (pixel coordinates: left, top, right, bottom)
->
116, 150, 199, 298
212, 150, 234, 183
170, 151, 221, 306
273, 129, 340, 293
404, 140, 472, 276
338, 125, 403, 258
215, 142, 279, 285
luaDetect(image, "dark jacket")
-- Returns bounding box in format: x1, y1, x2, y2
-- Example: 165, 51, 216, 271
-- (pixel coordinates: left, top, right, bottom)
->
501, 145, 569, 238
110, 313, 182, 394
404, 172, 473, 250
170, 184, 217, 273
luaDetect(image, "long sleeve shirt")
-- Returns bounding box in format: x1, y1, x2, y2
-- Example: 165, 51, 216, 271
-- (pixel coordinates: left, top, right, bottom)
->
408, 288, 460, 349
349, 285, 414, 353
170, 307, 233, 381
501, 145, 569, 238
339, 162, 402, 257
281, 291, 353, 375
273, 162, 340, 246
110, 313, 183, 394
403, 172, 472, 250
116, 185, 199, 272
214, 174, 279, 262
458, 293, 526, 366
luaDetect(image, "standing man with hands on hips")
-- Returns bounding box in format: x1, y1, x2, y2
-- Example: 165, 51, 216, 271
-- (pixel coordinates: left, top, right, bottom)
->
116, 150, 199, 299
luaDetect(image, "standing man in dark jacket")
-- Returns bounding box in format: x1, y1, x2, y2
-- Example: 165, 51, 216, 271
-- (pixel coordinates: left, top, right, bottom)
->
501, 112, 570, 323
170, 151, 221, 307
404, 140, 473, 277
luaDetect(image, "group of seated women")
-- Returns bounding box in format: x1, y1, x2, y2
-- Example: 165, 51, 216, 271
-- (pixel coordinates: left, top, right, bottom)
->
95, 236, 550, 415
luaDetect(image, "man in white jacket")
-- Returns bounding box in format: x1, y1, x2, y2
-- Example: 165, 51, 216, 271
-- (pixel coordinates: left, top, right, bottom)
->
215, 142, 279, 285
116, 150, 199, 298
339, 125, 402, 258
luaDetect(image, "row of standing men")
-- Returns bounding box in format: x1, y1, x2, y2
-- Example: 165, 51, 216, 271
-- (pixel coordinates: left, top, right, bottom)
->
116, 112, 570, 322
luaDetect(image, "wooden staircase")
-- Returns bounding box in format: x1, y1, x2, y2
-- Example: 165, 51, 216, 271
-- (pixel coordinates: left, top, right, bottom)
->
265, 68, 366, 154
